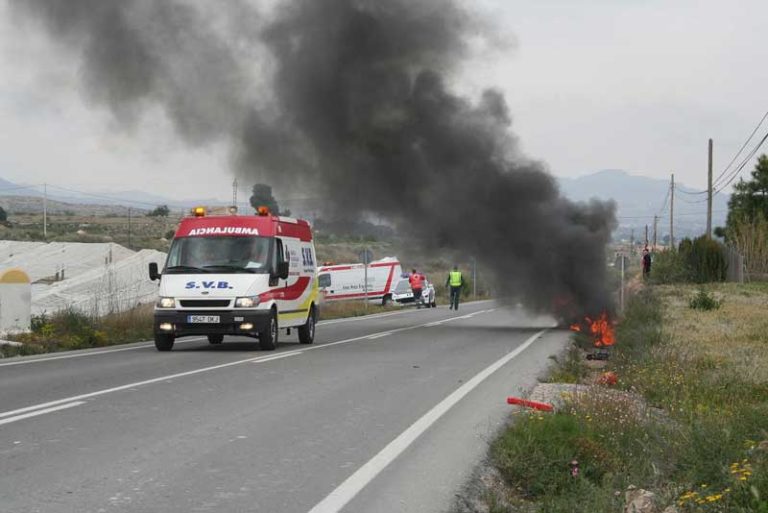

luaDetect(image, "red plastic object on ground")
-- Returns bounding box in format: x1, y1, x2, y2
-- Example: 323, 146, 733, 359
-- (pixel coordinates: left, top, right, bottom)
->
597, 371, 618, 386
506, 396, 554, 411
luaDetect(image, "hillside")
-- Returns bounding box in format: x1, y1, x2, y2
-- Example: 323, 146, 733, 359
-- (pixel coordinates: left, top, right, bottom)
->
558, 170, 729, 240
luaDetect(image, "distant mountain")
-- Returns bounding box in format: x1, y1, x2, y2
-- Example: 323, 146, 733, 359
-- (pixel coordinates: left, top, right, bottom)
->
1, 172, 730, 241
557, 170, 729, 241
0, 177, 228, 211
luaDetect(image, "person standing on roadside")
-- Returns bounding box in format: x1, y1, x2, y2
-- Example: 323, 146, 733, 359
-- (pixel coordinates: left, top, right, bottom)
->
408, 268, 424, 307
446, 265, 463, 310
642, 247, 652, 279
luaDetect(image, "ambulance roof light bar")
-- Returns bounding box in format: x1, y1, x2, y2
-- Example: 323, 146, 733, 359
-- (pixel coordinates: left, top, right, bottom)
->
257, 206, 270, 216
192, 206, 206, 217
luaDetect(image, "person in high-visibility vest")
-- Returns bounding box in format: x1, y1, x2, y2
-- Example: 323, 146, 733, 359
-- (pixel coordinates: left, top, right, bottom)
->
446, 265, 463, 310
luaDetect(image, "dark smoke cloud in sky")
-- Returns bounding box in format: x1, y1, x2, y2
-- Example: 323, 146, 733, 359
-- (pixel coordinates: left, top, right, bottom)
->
11, 0, 617, 317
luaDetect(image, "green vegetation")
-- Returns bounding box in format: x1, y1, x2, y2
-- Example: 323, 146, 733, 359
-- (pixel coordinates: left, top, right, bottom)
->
0, 211, 176, 251
723, 154, 768, 236
147, 204, 170, 217
489, 284, 768, 512
714, 154, 768, 280
688, 289, 722, 311
2, 305, 154, 357
651, 236, 727, 284
679, 236, 728, 283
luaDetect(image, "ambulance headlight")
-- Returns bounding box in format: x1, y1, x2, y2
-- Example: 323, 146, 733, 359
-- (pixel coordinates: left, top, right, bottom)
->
235, 296, 260, 308
157, 297, 176, 309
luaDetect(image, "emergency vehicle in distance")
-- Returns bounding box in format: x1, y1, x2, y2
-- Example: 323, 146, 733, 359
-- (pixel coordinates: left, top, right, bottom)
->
318, 257, 402, 305
148, 206, 318, 352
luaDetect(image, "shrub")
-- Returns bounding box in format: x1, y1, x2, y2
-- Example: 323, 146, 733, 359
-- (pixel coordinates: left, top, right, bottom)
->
688, 290, 721, 311
679, 236, 727, 283
650, 250, 691, 284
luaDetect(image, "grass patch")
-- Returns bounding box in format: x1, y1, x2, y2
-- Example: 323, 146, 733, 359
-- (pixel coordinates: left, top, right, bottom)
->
488, 284, 768, 513
688, 289, 722, 311
1, 304, 154, 357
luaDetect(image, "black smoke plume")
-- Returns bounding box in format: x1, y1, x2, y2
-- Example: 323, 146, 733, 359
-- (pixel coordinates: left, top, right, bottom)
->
11, 0, 616, 317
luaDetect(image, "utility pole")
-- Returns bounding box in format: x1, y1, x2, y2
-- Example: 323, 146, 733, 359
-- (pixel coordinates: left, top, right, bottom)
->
706, 138, 713, 239
128, 207, 132, 250
644, 224, 648, 247
670, 173, 675, 250
472, 257, 477, 298
232, 178, 238, 209
653, 215, 658, 251
43, 183, 48, 240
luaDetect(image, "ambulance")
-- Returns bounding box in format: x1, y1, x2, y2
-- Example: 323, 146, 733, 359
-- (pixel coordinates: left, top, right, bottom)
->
148, 206, 318, 351
317, 257, 402, 305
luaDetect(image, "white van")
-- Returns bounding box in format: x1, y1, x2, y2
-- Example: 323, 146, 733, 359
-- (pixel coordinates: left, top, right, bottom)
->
148, 206, 318, 351
318, 257, 402, 305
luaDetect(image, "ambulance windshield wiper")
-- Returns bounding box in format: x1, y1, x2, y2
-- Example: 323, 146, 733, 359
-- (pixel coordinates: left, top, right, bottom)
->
201, 265, 260, 273
165, 265, 210, 273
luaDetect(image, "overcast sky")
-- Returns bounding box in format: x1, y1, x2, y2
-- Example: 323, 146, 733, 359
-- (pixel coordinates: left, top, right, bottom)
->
1, 0, 766, 201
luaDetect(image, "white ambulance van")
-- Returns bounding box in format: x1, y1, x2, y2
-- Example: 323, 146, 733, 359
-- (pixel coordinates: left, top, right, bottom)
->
148, 206, 318, 351
317, 257, 402, 305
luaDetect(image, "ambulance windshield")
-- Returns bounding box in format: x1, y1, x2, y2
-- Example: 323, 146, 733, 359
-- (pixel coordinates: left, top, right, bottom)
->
165, 236, 272, 274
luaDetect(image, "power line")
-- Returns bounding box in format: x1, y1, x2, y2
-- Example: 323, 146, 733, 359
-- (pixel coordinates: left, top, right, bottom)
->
655, 187, 670, 215
713, 110, 768, 188
674, 110, 768, 196
712, 129, 768, 195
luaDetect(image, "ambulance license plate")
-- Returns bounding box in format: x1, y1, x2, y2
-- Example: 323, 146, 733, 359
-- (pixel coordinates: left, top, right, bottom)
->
187, 315, 220, 324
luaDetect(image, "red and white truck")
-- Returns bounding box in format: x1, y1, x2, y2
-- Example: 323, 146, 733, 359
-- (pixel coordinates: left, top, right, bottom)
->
317, 257, 402, 305
148, 206, 318, 351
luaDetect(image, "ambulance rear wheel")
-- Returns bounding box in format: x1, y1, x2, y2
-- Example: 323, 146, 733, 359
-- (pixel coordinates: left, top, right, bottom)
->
259, 310, 279, 351
299, 305, 316, 344
207, 334, 224, 344
154, 334, 175, 351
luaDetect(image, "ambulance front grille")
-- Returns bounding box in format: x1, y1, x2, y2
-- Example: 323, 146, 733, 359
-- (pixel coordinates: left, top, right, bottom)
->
178, 299, 231, 308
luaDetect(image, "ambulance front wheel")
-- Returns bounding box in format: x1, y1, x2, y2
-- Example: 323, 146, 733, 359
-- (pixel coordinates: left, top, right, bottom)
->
299, 305, 316, 344
259, 309, 279, 351
154, 334, 175, 351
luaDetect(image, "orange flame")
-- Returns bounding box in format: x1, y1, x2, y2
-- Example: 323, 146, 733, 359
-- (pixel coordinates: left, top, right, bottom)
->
570, 311, 615, 347
587, 312, 615, 347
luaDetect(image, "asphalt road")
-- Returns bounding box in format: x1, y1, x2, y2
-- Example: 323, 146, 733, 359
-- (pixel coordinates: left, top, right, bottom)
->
0, 301, 568, 513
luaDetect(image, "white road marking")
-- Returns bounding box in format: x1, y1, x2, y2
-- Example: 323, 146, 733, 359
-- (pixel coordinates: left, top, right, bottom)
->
250, 352, 302, 363
0, 309, 496, 421
366, 333, 392, 340
306, 328, 549, 513
0, 337, 206, 368
317, 299, 494, 326
0, 401, 86, 427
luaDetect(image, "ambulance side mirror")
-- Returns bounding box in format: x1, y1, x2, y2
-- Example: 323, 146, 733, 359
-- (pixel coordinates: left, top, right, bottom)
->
148, 262, 160, 281
277, 261, 289, 280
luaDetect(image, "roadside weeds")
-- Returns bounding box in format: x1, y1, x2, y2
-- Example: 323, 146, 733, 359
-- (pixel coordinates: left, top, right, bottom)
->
457, 284, 768, 513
